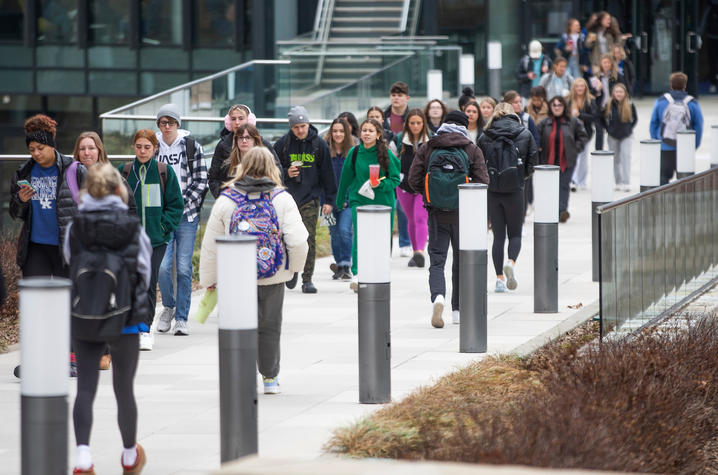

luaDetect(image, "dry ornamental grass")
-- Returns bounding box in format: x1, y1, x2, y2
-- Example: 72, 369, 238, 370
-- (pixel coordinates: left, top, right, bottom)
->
326, 318, 718, 474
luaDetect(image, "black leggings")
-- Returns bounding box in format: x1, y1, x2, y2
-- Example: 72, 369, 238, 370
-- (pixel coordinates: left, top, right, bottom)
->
23, 242, 68, 278
72, 334, 140, 448
488, 190, 524, 276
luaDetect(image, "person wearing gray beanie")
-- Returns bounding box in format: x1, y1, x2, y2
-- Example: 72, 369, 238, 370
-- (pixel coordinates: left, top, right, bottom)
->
273, 105, 337, 294
288, 106, 310, 127
156, 103, 182, 128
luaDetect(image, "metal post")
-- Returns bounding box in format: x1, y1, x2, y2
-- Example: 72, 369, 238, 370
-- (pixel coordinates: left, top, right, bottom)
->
20, 278, 71, 475
591, 151, 614, 282
640, 140, 661, 192
458, 183, 488, 353
533, 165, 559, 313
676, 130, 696, 179
357, 205, 392, 404
216, 235, 258, 463
487, 41, 502, 100
711, 125, 718, 169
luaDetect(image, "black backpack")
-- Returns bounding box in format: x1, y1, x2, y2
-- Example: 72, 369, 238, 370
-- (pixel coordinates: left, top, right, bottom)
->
70, 218, 142, 342
484, 136, 523, 193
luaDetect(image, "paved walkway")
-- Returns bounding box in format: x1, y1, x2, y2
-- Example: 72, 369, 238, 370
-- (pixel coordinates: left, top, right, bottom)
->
0, 98, 716, 474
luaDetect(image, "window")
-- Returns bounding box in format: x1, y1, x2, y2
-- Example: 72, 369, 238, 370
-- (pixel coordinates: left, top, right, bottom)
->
37, 0, 77, 43
141, 0, 182, 45
195, 0, 234, 47
89, 0, 130, 44
0, 0, 23, 41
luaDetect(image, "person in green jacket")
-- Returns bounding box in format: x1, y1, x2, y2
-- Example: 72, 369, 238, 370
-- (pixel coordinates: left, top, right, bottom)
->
335, 118, 400, 288
119, 129, 184, 351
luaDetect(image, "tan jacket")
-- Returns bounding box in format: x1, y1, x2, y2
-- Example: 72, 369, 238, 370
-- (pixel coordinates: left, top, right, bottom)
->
199, 186, 308, 287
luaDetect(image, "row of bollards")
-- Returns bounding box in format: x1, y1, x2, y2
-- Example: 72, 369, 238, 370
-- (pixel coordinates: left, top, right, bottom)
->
19, 126, 718, 469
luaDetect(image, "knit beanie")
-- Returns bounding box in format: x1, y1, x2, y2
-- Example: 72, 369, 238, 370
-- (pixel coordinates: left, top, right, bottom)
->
288, 106, 310, 127
156, 103, 182, 127
444, 110, 469, 128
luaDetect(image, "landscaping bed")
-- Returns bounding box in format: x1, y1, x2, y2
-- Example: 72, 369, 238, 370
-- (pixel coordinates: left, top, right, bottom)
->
326, 318, 718, 473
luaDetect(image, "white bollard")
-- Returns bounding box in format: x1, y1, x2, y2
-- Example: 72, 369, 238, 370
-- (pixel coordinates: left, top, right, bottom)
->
676, 130, 696, 179
20, 278, 71, 475
357, 205, 392, 404
458, 183, 488, 353
640, 140, 661, 191
427, 69, 443, 101
533, 165, 560, 313
216, 235, 258, 462
591, 151, 614, 282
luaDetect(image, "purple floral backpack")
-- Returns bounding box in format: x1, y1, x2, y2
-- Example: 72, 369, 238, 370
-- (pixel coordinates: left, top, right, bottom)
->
221, 187, 286, 278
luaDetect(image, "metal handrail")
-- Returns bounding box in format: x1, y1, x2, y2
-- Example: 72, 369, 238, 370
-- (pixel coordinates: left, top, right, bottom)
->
596, 167, 717, 214
409, 0, 422, 36
100, 115, 332, 125
100, 59, 291, 117
314, 0, 336, 87
312, 0, 326, 40
399, 0, 410, 31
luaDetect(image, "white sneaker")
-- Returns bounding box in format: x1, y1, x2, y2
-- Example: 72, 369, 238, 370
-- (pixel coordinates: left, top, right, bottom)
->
350, 275, 358, 293
139, 332, 154, 351
399, 246, 412, 257
503, 261, 518, 290
623, 185, 632, 192
157, 307, 174, 333
495, 279, 508, 293
173, 320, 189, 336
452, 310, 460, 325
431, 295, 445, 328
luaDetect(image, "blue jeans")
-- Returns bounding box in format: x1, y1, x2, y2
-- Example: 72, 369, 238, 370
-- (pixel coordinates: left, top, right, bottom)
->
329, 207, 353, 267
396, 197, 411, 248
158, 215, 199, 322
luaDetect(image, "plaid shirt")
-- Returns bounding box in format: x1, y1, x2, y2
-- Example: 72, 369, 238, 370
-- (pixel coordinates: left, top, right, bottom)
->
160, 137, 208, 223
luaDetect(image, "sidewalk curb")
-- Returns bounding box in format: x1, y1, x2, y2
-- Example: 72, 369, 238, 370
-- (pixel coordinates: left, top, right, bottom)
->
510, 300, 600, 357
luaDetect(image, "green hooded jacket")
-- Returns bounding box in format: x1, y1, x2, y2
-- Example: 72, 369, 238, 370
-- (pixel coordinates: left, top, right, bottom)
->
119, 158, 184, 247
335, 144, 400, 210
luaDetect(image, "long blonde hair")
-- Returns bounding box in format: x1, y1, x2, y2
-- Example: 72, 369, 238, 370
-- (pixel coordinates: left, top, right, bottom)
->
83, 162, 128, 203
485, 102, 517, 130
223, 147, 283, 189
604, 83, 633, 123
567, 78, 595, 112
598, 53, 619, 81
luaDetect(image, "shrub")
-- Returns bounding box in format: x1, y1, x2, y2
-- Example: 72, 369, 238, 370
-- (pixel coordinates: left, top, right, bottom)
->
0, 233, 21, 352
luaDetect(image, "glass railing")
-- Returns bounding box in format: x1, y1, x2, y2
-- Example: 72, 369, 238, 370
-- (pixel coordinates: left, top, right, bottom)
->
598, 168, 718, 338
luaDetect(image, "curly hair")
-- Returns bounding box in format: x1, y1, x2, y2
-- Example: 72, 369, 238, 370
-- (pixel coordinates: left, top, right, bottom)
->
360, 118, 389, 172
24, 114, 57, 136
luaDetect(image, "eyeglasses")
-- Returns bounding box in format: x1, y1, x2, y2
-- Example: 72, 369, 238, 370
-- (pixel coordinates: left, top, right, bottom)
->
551, 103, 564, 108
158, 120, 177, 127
237, 135, 253, 142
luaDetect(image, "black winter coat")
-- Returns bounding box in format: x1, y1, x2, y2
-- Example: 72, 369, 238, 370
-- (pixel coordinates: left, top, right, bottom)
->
395, 132, 430, 193
516, 54, 553, 98
477, 115, 538, 190
601, 101, 637, 140
536, 116, 589, 169
208, 128, 282, 198
9, 151, 87, 269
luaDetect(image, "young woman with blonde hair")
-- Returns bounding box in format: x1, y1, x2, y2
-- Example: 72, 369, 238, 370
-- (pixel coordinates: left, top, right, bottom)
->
592, 54, 626, 150
200, 147, 308, 394
602, 83, 637, 191
478, 103, 537, 292
65, 163, 152, 474
567, 78, 598, 190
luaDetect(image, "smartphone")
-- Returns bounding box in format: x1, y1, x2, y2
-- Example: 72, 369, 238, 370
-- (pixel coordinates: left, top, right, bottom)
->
17, 180, 34, 190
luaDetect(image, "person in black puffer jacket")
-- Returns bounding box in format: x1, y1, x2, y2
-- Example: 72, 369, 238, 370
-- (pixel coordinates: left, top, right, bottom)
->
602, 83, 637, 191
478, 103, 537, 294
208, 104, 282, 198
9, 114, 87, 276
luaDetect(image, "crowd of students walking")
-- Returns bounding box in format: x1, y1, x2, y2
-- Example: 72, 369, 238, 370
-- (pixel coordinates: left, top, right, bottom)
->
7, 34, 706, 471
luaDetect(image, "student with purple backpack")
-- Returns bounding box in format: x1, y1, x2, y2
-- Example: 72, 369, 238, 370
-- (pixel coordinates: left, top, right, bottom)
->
200, 147, 308, 395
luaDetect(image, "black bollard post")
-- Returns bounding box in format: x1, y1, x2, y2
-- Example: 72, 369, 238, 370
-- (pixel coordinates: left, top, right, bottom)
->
357, 205, 392, 404
591, 151, 614, 282
533, 165, 559, 313
216, 235, 258, 463
458, 183, 488, 353
20, 278, 72, 475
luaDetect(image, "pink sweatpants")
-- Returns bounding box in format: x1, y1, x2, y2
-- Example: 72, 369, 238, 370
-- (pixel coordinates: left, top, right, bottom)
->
396, 188, 428, 252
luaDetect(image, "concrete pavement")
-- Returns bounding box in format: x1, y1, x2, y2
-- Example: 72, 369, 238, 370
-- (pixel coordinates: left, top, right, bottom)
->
0, 97, 715, 474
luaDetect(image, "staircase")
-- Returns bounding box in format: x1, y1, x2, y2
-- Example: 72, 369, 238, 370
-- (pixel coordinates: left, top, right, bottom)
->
329, 0, 405, 42
283, 0, 421, 91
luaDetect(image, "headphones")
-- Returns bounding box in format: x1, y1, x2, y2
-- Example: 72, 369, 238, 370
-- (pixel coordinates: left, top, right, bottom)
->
225, 104, 257, 130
